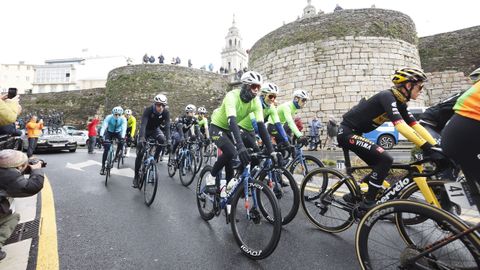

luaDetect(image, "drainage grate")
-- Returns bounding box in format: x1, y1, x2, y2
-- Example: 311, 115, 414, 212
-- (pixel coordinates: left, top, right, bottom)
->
5, 218, 41, 245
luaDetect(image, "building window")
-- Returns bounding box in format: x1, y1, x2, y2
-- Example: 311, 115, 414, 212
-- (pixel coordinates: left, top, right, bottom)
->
229, 39, 232, 47
66, 72, 70, 78
26, 76, 30, 81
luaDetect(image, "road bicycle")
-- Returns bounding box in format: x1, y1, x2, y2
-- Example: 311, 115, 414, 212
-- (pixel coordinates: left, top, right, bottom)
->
167, 139, 197, 186
195, 152, 282, 260
203, 140, 218, 165
300, 147, 457, 233
279, 141, 324, 182
104, 137, 119, 186
355, 157, 480, 269
136, 138, 163, 206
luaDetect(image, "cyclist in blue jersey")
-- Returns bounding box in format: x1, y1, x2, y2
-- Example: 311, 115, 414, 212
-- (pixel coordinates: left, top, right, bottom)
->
99, 106, 127, 175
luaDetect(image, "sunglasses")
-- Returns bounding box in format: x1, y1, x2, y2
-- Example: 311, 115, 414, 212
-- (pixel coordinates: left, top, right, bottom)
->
416, 83, 424, 91
114, 114, 120, 116
250, 84, 261, 91
155, 103, 165, 107
267, 94, 277, 100
301, 98, 308, 103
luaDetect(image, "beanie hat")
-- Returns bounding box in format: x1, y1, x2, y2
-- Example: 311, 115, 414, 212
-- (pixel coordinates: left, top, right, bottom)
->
0, 149, 28, 168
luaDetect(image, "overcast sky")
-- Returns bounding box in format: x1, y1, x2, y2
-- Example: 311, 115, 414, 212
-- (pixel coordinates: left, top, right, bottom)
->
1, 0, 479, 70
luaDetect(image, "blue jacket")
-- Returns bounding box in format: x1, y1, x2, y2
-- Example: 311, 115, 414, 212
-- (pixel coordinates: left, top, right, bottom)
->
100, 115, 127, 138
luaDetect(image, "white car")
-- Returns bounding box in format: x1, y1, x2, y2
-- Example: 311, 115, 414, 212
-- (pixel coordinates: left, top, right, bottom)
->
21, 127, 77, 153
71, 130, 88, 146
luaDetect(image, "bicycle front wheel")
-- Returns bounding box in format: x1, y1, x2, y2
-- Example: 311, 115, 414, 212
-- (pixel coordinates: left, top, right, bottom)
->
167, 153, 177, 177
356, 200, 480, 270
257, 167, 299, 225
196, 166, 216, 221
289, 154, 324, 181
143, 163, 158, 206
179, 150, 197, 187
194, 145, 203, 174
300, 167, 356, 233
230, 180, 282, 260
105, 149, 114, 186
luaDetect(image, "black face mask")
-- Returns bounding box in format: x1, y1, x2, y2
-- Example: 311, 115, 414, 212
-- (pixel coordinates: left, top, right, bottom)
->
240, 84, 255, 103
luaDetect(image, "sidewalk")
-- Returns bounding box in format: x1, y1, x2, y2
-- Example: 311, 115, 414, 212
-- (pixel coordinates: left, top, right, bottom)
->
0, 195, 38, 270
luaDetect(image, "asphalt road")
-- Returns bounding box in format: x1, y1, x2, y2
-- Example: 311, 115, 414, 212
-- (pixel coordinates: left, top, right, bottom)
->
34, 148, 366, 270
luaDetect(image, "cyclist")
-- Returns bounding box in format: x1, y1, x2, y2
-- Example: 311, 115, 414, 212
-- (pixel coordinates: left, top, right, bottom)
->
268, 89, 310, 146
238, 82, 290, 152
205, 71, 276, 193
196, 106, 210, 149
134, 94, 171, 187
338, 67, 438, 208
171, 104, 201, 163
442, 71, 480, 210
124, 109, 136, 157
99, 106, 127, 175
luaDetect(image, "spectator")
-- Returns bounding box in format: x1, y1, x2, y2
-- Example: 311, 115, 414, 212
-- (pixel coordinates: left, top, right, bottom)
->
143, 53, 149, 64
325, 116, 338, 150
26, 116, 43, 158
171, 57, 176, 65
175, 56, 181, 65
0, 123, 22, 137
0, 149, 44, 261
158, 54, 165, 64
148, 56, 155, 64
188, 59, 192, 68
208, 63, 214, 72
0, 94, 21, 127
87, 115, 100, 154
219, 67, 225, 73
334, 4, 343, 12
309, 117, 322, 150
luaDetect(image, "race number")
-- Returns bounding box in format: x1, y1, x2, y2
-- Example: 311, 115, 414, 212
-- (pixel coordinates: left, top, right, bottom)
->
444, 182, 475, 209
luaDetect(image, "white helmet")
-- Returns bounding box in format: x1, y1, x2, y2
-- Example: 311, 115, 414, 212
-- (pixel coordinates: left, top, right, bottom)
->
112, 106, 124, 115
124, 109, 132, 115
261, 82, 279, 95
185, 104, 196, 113
197, 107, 207, 114
241, 71, 263, 85
293, 89, 309, 100
153, 94, 168, 105
469, 67, 480, 83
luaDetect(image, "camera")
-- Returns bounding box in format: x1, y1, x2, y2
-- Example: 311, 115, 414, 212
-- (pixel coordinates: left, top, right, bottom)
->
7, 88, 17, 99
28, 158, 47, 167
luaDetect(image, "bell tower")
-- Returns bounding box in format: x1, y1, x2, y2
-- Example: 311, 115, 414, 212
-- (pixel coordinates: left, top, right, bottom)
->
221, 14, 248, 73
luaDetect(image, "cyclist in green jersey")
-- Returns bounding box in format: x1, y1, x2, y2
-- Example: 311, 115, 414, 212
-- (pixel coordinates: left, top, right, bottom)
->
268, 89, 310, 145
196, 106, 210, 148
238, 82, 290, 152
124, 109, 136, 157
205, 71, 277, 193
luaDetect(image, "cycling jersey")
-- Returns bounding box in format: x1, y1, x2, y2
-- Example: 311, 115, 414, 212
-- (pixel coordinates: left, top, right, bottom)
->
211, 88, 264, 130
420, 91, 464, 130
177, 114, 199, 139
270, 101, 302, 138
138, 105, 171, 140
197, 117, 208, 130
454, 81, 480, 121
100, 114, 127, 138
342, 89, 436, 147
126, 115, 137, 137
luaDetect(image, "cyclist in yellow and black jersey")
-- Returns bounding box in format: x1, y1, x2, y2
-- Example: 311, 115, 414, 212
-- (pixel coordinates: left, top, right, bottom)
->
124, 109, 136, 156
338, 67, 438, 208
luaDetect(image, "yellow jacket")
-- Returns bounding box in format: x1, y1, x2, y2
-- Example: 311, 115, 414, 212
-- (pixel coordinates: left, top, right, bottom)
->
0, 99, 19, 126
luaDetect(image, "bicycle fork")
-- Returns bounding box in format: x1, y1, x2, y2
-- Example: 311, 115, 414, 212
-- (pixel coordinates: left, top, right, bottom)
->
413, 165, 441, 208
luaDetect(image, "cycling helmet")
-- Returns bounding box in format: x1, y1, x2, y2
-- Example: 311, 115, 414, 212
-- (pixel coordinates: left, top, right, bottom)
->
153, 94, 168, 105
469, 67, 480, 83
197, 107, 207, 114
112, 106, 124, 115
185, 104, 196, 113
392, 67, 427, 84
241, 71, 263, 85
261, 82, 279, 95
124, 109, 132, 115
293, 89, 310, 100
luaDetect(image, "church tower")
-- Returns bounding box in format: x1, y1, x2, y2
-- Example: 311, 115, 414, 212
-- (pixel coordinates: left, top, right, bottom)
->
221, 15, 248, 73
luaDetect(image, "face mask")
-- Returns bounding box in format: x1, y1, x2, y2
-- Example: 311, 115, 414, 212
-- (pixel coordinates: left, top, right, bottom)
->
240, 84, 255, 103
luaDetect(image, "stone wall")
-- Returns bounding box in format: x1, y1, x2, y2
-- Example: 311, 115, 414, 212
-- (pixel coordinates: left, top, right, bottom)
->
424, 71, 471, 106
20, 88, 105, 128
106, 64, 230, 118
419, 26, 480, 75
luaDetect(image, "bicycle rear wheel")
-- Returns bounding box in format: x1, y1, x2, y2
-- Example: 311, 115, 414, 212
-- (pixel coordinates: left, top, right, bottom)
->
167, 153, 177, 177
230, 179, 282, 260
356, 200, 480, 270
179, 150, 197, 186
257, 167, 299, 225
196, 166, 216, 221
143, 162, 158, 206
300, 167, 356, 233
194, 145, 203, 174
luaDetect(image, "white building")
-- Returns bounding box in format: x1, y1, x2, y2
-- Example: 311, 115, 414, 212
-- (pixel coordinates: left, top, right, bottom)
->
221, 15, 248, 73
32, 56, 128, 93
0, 62, 35, 94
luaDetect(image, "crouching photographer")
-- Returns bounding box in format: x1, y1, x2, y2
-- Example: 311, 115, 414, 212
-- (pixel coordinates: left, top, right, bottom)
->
0, 149, 45, 261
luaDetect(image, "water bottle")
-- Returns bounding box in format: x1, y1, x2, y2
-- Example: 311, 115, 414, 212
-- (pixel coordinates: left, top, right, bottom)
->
220, 179, 227, 198
226, 178, 239, 194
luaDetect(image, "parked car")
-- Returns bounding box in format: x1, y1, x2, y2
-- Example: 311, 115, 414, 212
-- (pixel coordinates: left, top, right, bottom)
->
63, 125, 78, 135
71, 130, 88, 146
21, 127, 77, 153
363, 122, 399, 150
